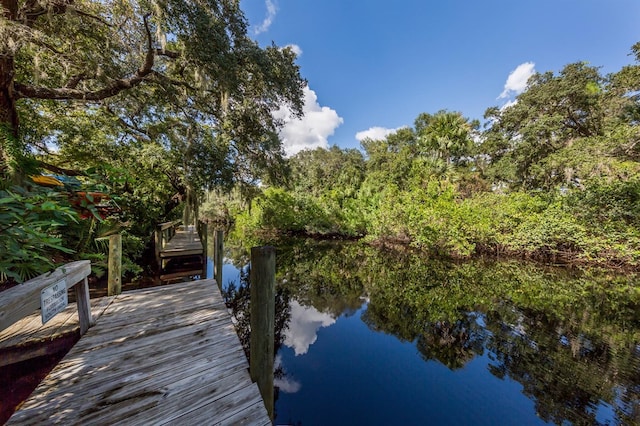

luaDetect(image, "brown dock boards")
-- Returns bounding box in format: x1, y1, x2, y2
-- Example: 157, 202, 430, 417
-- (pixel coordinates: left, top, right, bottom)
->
0, 297, 115, 367
7, 279, 270, 425
160, 226, 204, 259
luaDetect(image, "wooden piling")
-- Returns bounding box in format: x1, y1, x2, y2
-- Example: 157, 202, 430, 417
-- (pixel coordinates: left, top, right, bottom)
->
200, 222, 208, 277
154, 227, 162, 267
107, 233, 122, 296
250, 246, 275, 420
214, 229, 224, 290
207, 226, 215, 269
74, 277, 94, 334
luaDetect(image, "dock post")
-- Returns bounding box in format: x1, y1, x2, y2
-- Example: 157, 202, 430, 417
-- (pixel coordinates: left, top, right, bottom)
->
214, 229, 224, 290
154, 227, 162, 268
108, 233, 122, 296
250, 246, 275, 420
75, 277, 94, 334
201, 222, 208, 277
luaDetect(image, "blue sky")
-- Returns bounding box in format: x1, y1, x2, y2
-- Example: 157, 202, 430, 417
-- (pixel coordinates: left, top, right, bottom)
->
240, 0, 640, 155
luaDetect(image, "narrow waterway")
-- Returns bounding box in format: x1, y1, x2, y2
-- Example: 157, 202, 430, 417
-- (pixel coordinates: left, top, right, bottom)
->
212, 238, 640, 426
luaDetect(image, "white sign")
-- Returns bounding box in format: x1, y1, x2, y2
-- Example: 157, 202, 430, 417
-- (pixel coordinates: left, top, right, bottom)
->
41, 279, 68, 324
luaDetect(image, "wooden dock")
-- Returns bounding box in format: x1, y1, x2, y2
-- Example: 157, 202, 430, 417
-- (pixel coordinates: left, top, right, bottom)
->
0, 296, 114, 367
7, 279, 270, 425
160, 225, 204, 262
157, 224, 206, 281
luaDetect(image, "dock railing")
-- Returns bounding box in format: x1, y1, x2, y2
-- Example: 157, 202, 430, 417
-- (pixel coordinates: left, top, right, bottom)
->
0, 260, 94, 336
154, 219, 182, 266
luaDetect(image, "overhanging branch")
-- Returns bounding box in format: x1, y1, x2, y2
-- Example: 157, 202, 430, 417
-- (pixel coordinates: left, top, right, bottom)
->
38, 161, 86, 176
156, 48, 179, 59
14, 14, 159, 101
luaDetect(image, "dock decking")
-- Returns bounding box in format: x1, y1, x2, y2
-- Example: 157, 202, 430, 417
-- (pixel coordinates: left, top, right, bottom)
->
7, 279, 270, 425
0, 296, 114, 367
160, 225, 204, 261
158, 225, 206, 281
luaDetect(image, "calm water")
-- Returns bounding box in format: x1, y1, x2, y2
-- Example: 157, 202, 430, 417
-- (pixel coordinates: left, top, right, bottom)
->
210, 238, 640, 426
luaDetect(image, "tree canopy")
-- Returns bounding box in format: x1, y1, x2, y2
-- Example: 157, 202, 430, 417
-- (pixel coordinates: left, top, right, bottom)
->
0, 0, 305, 282
1, 0, 305, 187
482, 57, 640, 189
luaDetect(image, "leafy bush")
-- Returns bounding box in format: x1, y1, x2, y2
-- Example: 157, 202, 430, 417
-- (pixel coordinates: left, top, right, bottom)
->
0, 186, 78, 283
235, 187, 345, 237
567, 178, 640, 227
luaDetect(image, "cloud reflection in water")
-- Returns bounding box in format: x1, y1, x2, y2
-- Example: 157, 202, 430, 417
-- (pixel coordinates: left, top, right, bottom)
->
284, 300, 336, 356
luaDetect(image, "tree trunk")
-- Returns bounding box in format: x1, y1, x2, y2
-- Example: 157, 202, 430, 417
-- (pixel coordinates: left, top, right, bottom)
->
0, 55, 19, 138
1, 0, 19, 138
0, 0, 18, 176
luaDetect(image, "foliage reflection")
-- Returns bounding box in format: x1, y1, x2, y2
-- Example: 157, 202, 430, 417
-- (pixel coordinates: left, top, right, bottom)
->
226, 238, 640, 425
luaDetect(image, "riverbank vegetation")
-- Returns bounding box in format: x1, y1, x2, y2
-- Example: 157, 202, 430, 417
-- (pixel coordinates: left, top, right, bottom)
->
229, 43, 640, 269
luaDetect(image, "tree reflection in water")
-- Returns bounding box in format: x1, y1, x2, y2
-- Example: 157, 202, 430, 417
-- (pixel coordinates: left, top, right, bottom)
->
221, 266, 292, 402
223, 238, 640, 425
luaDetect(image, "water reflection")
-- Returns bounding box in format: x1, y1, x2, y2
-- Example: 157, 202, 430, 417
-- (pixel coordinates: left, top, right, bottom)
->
223, 238, 640, 425
274, 354, 301, 393
284, 300, 337, 356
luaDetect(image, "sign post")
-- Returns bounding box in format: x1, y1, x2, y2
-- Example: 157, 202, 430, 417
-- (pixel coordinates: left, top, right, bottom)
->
41, 279, 68, 324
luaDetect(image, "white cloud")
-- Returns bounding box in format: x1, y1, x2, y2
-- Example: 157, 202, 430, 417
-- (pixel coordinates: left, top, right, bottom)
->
283, 300, 336, 356
355, 126, 405, 142
274, 86, 343, 157
285, 44, 302, 57
499, 99, 518, 111
499, 62, 536, 99
254, 0, 277, 35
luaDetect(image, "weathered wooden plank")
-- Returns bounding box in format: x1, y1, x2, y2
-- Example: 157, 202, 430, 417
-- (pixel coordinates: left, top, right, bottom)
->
216, 400, 273, 426
21, 329, 243, 408
67, 313, 226, 352
22, 336, 248, 420
54, 320, 234, 373
8, 279, 269, 425
83, 294, 223, 325
0, 309, 63, 343
0, 333, 78, 369
109, 278, 213, 298
94, 363, 253, 425
82, 293, 219, 328
70, 308, 228, 348
66, 317, 237, 369
69, 295, 228, 344
160, 249, 203, 257
0, 260, 91, 332
84, 345, 247, 404
0, 297, 114, 367
166, 383, 265, 425
160, 228, 203, 255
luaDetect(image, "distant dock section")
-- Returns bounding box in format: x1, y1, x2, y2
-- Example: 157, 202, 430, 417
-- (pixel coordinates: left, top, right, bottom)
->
157, 223, 206, 281
160, 225, 204, 259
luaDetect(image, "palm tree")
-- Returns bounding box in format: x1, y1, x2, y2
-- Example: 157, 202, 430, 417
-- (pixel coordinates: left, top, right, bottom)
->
418, 110, 473, 166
